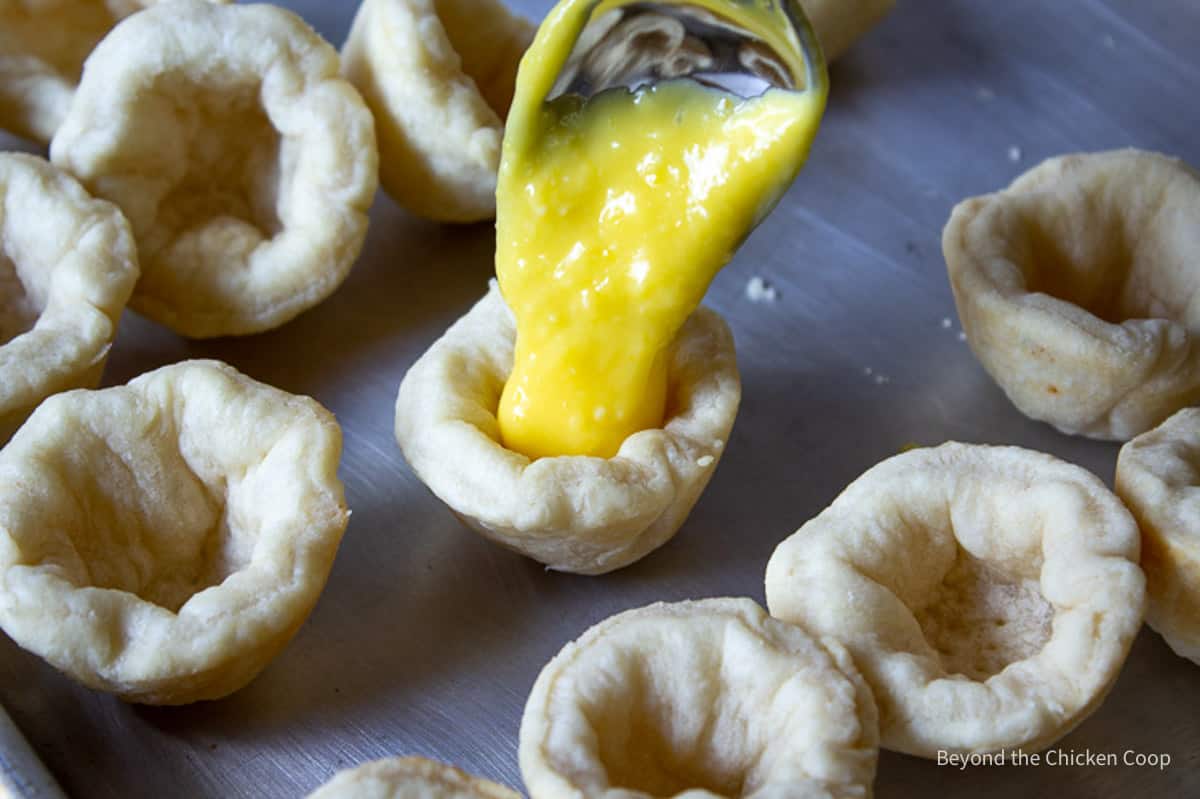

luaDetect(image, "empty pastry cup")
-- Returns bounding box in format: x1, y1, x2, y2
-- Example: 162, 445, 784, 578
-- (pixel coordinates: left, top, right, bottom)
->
944, 149, 1200, 440
341, 0, 533, 222
800, 0, 894, 62
394, 283, 740, 575
307, 757, 520, 799
520, 598, 879, 799
766, 442, 1145, 756
1116, 408, 1200, 666
50, 0, 378, 338
0, 360, 349, 704
0, 152, 137, 443
0, 0, 229, 143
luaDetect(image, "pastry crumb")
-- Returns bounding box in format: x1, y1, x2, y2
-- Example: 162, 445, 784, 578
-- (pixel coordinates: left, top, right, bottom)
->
941, 317, 953, 329
745, 276, 779, 303
864, 366, 890, 384
1007, 145, 1023, 163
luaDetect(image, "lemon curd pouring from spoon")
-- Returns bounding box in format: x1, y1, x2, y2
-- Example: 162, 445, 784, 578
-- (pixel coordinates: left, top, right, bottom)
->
496, 0, 828, 459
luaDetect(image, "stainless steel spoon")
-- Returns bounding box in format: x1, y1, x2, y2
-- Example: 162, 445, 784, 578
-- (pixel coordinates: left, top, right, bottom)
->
546, 0, 825, 103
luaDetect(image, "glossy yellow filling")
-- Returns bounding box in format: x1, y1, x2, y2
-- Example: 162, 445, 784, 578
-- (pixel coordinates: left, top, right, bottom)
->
496, 0, 826, 459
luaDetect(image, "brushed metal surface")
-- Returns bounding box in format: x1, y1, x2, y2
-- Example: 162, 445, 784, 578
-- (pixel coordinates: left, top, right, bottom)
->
1, 1, 1198, 797
0, 706, 66, 799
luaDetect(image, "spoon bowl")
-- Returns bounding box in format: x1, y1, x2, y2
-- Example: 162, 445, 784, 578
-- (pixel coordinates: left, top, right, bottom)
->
546, 0, 825, 103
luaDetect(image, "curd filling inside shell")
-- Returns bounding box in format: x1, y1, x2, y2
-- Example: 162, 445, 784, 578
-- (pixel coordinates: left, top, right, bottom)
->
495, 0, 826, 459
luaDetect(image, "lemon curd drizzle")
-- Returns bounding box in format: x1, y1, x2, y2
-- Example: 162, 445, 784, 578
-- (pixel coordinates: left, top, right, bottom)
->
496, 0, 827, 459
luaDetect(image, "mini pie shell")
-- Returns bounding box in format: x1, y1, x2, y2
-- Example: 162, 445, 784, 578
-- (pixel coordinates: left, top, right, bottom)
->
801, 0, 894, 62
50, 0, 378, 338
944, 149, 1200, 440
1116, 407, 1200, 666
519, 597, 879, 799
394, 283, 740, 575
307, 756, 521, 799
341, 0, 533, 222
0, 359, 349, 705
0, 152, 138, 443
0, 0, 229, 143
765, 442, 1145, 757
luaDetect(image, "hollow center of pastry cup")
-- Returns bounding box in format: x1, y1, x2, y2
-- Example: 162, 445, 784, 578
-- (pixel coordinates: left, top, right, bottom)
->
40, 417, 255, 613
150, 76, 284, 255
1012, 189, 1200, 327
0, 250, 45, 345
912, 546, 1053, 681
569, 622, 836, 796
592, 700, 741, 796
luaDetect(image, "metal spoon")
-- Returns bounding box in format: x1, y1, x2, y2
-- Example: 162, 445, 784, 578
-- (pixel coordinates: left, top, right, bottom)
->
546, 0, 825, 103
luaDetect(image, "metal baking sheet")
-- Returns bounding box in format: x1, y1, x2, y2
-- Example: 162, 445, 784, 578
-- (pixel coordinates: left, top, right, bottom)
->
1, 0, 1198, 796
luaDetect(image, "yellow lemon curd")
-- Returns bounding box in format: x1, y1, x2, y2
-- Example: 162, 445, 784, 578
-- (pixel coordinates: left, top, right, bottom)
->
496, 0, 827, 459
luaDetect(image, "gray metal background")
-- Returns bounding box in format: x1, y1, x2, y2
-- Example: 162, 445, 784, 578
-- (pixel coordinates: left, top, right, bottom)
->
1, 0, 1198, 796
